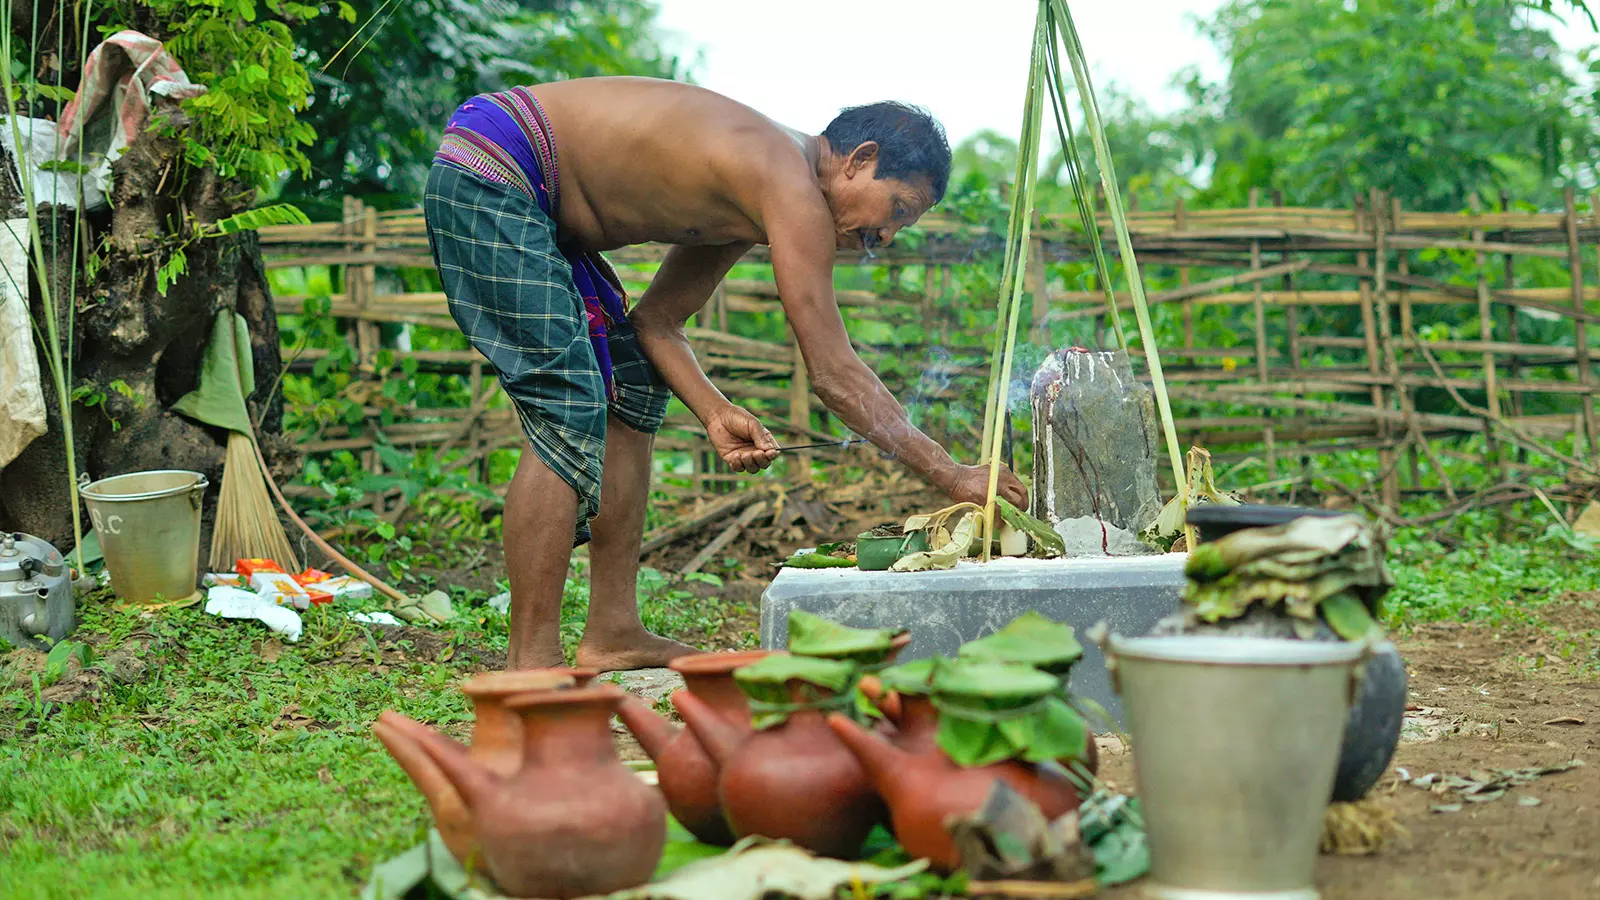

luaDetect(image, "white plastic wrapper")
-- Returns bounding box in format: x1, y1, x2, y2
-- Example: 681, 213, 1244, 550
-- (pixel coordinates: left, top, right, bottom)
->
204, 585, 303, 642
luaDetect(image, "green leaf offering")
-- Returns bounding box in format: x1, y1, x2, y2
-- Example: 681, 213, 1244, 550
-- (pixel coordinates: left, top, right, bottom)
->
995, 497, 1065, 558
782, 542, 855, 569
957, 611, 1084, 677
1321, 592, 1381, 642
787, 611, 906, 666
930, 660, 1089, 768
734, 655, 858, 730
782, 551, 854, 569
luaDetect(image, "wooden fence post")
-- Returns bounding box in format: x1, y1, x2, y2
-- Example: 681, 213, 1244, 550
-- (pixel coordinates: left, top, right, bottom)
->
789, 328, 812, 485
1371, 189, 1403, 507
1248, 187, 1275, 476
1028, 211, 1049, 344
1176, 197, 1194, 360
1565, 188, 1596, 455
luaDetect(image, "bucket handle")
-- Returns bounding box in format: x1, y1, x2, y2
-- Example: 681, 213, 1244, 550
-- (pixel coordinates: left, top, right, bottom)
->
190, 475, 210, 510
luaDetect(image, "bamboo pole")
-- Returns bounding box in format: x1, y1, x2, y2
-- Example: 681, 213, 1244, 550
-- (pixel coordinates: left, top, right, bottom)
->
1050, 0, 1186, 500
980, 0, 1048, 559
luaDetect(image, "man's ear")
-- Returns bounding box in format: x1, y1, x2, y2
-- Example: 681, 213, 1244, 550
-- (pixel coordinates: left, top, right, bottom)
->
844, 141, 880, 179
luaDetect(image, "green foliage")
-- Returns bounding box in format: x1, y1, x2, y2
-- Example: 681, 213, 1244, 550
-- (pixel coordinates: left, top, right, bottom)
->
205, 203, 312, 235
283, 0, 690, 212
110, 0, 338, 191
1182, 0, 1598, 209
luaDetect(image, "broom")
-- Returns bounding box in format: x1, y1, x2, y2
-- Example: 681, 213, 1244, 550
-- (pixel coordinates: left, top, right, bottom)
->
175, 312, 301, 572
210, 429, 300, 572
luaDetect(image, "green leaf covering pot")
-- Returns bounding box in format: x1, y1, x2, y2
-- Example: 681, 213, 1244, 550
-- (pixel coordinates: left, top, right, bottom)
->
957, 611, 1084, 677
786, 611, 907, 666
734, 655, 858, 730
855, 530, 929, 571
930, 660, 1088, 768
877, 658, 936, 697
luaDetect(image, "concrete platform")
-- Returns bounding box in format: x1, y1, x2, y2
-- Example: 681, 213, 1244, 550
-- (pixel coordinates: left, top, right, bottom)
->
761, 554, 1188, 725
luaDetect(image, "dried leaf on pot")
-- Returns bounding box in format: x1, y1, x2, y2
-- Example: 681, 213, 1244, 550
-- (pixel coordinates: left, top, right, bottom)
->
734, 654, 858, 730
958, 611, 1084, 677
894, 511, 980, 572
787, 610, 905, 664
931, 660, 1088, 768
948, 780, 1096, 884
1181, 514, 1395, 639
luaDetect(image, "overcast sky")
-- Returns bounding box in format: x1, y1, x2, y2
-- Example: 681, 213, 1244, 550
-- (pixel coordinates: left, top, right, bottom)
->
654, 1, 1599, 145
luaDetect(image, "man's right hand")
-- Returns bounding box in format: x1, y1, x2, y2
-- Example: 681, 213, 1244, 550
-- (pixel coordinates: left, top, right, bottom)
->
940, 463, 1030, 510
704, 405, 780, 473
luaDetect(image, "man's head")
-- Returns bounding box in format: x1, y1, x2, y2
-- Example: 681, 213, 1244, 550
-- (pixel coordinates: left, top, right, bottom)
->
819, 102, 950, 253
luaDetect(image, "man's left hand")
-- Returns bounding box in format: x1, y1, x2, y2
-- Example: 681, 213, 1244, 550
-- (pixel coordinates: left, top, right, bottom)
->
705, 405, 780, 473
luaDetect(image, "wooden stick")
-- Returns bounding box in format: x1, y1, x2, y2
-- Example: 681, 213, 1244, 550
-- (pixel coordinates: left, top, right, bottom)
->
681, 501, 769, 575
249, 435, 409, 604
640, 492, 767, 555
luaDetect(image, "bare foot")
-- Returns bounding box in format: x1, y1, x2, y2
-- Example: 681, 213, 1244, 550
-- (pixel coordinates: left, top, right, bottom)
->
575, 629, 699, 672
505, 646, 568, 670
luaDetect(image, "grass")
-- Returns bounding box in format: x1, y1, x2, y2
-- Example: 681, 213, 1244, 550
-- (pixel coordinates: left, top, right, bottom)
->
0, 516, 1595, 898
0, 566, 752, 900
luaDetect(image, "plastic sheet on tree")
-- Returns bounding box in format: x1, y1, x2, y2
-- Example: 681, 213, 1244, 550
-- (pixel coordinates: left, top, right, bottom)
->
0, 218, 45, 468
0, 119, 105, 209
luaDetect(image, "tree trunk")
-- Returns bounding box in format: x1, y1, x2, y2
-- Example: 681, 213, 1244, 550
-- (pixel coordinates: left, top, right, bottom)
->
0, 103, 296, 554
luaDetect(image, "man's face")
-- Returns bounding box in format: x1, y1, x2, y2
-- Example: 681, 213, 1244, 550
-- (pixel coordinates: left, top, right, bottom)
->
827, 142, 936, 254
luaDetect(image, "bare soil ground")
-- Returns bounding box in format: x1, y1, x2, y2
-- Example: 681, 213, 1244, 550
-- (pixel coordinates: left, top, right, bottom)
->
1096, 593, 1600, 900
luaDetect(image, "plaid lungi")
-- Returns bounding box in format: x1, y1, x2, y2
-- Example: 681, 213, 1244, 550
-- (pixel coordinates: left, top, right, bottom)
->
423, 161, 668, 545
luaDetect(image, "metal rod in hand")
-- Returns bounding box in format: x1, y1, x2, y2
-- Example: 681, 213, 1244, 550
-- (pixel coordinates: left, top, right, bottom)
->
774, 438, 869, 453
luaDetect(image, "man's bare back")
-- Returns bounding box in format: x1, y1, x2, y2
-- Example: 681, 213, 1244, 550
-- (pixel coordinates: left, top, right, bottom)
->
532, 78, 803, 251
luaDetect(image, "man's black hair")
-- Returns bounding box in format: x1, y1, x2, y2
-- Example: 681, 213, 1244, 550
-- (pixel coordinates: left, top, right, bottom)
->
822, 102, 951, 204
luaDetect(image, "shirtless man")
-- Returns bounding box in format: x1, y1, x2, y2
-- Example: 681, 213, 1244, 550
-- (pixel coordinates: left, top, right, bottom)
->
424, 76, 1028, 671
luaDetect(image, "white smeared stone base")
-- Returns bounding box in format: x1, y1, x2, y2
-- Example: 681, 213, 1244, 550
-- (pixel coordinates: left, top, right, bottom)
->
761, 554, 1188, 726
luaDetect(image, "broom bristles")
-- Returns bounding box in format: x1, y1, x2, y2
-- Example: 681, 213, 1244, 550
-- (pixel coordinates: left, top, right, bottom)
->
209, 431, 301, 573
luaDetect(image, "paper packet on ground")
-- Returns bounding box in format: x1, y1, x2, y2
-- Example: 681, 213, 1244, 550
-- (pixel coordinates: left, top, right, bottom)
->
204, 586, 303, 642
252, 572, 310, 610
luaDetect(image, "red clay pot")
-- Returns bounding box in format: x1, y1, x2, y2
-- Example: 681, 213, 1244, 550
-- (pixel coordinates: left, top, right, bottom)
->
867, 688, 1100, 775
618, 650, 769, 846
827, 713, 1083, 873
372, 667, 594, 867
411, 685, 666, 898
677, 687, 881, 859
462, 668, 598, 774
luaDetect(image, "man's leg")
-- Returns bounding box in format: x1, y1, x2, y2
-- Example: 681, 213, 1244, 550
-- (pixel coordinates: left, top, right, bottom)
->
503, 448, 578, 669
575, 413, 698, 671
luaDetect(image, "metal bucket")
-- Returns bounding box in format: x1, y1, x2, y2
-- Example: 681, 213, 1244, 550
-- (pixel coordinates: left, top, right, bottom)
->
80, 470, 208, 607
1107, 635, 1365, 900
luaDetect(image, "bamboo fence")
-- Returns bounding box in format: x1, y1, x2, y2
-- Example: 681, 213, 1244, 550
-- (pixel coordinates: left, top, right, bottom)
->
259, 189, 1600, 520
